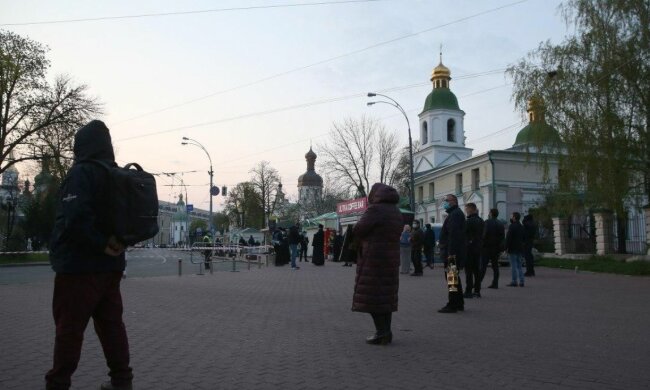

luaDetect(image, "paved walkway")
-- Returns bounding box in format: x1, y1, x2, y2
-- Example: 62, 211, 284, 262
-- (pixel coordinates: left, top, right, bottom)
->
1, 264, 649, 389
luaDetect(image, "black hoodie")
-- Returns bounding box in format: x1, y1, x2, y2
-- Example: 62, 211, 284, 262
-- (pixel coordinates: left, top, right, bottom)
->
49, 120, 125, 274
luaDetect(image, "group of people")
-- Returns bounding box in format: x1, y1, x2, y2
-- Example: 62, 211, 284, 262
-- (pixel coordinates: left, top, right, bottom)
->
272, 224, 323, 269
351, 185, 539, 345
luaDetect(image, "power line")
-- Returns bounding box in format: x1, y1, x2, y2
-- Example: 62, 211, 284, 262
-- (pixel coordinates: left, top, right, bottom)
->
1, 0, 386, 26
114, 70, 511, 142
111, 0, 529, 124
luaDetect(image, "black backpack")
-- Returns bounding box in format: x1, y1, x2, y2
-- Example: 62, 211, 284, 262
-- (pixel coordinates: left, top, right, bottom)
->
87, 160, 160, 246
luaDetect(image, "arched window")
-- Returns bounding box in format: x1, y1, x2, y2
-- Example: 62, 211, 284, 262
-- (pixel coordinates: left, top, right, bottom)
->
447, 119, 456, 142
421, 121, 428, 144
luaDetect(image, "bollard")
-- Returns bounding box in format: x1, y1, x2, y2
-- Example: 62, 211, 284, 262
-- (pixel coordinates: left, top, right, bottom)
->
231, 252, 239, 272
178, 259, 182, 277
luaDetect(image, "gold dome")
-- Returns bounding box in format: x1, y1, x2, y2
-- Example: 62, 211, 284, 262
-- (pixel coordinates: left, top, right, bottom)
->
431, 62, 451, 80
527, 95, 546, 123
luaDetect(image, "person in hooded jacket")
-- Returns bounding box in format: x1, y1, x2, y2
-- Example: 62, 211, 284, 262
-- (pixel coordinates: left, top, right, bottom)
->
46, 120, 133, 390
438, 194, 467, 313
352, 183, 403, 345
312, 225, 325, 266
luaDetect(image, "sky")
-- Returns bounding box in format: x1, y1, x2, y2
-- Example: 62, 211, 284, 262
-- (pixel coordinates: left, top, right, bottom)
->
1, 0, 569, 212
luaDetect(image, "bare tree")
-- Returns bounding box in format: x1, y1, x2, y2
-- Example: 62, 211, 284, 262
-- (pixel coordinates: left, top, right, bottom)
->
249, 161, 281, 228
377, 128, 400, 185
1, 31, 101, 176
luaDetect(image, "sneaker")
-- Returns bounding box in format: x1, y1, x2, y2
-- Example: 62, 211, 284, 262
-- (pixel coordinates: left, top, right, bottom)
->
473, 292, 481, 298
291, 266, 300, 270
438, 305, 457, 313
487, 284, 498, 289
507, 282, 518, 287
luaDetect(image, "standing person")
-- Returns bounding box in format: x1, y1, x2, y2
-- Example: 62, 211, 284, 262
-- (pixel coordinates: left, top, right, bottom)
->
299, 232, 309, 262
523, 214, 537, 277
410, 221, 424, 276
248, 235, 255, 246
202, 234, 212, 270
481, 209, 505, 289
312, 224, 325, 266
464, 203, 484, 298
423, 223, 436, 269
352, 183, 403, 345
333, 230, 344, 263
46, 120, 133, 390
288, 225, 301, 270
272, 228, 284, 266
399, 225, 412, 274
505, 212, 526, 287
438, 194, 467, 313
340, 225, 356, 267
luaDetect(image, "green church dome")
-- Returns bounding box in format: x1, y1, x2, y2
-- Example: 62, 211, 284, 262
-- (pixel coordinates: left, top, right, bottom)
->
422, 88, 460, 112
514, 122, 561, 147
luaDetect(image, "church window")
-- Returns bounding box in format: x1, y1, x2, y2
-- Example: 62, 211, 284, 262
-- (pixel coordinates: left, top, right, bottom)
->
472, 169, 480, 190
428, 182, 435, 201
447, 119, 456, 142
417, 186, 424, 203
455, 173, 463, 195
421, 121, 428, 144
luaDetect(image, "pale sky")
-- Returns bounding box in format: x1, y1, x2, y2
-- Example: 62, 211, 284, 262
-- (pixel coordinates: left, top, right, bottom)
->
1, 0, 567, 212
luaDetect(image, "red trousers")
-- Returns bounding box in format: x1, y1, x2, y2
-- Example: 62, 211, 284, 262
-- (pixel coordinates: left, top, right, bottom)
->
45, 272, 133, 390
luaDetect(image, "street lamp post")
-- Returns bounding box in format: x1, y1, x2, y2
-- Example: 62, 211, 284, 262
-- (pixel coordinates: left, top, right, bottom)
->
181, 137, 215, 237
367, 93, 415, 213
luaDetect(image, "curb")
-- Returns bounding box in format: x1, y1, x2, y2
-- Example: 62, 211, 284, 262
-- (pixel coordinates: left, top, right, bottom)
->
0, 262, 50, 268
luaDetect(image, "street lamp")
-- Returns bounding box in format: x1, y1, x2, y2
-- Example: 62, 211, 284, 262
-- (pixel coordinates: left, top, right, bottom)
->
181, 137, 215, 237
367, 92, 415, 212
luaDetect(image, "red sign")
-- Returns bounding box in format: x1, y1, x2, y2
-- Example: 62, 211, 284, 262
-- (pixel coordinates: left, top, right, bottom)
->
336, 197, 368, 215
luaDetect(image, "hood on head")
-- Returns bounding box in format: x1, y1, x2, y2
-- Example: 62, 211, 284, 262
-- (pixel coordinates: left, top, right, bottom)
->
73, 120, 115, 163
368, 183, 399, 205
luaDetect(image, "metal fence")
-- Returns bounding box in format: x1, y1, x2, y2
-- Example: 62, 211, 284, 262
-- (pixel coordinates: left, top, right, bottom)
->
612, 213, 647, 255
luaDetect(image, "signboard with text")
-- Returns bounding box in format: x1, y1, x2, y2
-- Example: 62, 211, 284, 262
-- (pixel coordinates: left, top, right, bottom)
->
336, 197, 368, 216
186, 204, 194, 212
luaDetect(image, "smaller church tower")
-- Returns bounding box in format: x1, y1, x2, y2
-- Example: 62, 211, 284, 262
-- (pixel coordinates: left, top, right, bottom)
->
297, 147, 323, 209
414, 55, 472, 173
511, 96, 561, 152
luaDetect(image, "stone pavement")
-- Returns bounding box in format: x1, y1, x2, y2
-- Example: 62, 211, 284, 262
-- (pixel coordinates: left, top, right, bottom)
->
1, 263, 649, 389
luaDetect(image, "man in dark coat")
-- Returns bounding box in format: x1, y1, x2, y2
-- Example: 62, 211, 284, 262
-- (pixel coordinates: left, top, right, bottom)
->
423, 223, 436, 269
464, 203, 485, 298
340, 224, 356, 267
523, 214, 537, 276
299, 232, 309, 262
352, 183, 403, 345
46, 120, 133, 390
438, 194, 467, 313
481, 208, 505, 289
333, 229, 344, 262
410, 220, 424, 276
312, 225, 325, 266
505, 212, 526, 287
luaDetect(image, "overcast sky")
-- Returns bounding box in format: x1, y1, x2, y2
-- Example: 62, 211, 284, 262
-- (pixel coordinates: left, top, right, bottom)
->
2, 0, 568, 211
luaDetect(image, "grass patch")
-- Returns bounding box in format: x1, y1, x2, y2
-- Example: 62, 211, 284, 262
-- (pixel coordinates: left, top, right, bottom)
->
538, 256, 650, 276
0, 252, 49, 265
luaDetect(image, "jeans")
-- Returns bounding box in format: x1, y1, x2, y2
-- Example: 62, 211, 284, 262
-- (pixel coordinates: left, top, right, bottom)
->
509, 252, 525, 284
289, 244, 298, 268
45, 272, 132, 390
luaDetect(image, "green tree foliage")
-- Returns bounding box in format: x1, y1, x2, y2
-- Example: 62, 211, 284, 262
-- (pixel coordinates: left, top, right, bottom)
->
507, 1, 650, 217
223, 182, 264, 228
211, 212, 230, 235
21, 177, 59, 250
0, 30, 101, 178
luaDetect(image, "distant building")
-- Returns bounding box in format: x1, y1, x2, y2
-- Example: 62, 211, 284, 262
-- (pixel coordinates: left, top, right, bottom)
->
153, 195, 210, 246
297, 147, 323, 217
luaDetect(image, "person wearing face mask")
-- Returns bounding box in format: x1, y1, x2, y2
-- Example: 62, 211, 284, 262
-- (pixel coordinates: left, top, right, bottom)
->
438, 194, 467, 313
409, 220, 424, 276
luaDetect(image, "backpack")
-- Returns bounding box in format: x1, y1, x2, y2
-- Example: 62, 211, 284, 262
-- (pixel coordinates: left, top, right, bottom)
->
86, 160, 160, 246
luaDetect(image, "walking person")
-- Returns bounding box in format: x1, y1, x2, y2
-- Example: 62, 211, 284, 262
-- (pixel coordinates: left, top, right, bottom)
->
202, 234, 212, 270
340, 224, 356, 267
288, 224, 301, 270
481, 208, 505, 289
410, 220, 424, 276
352, 183, 403, 345
464, 203, 484, 298
423, 223, 436, 269
399, 225, 412, 274
523, 214, 537, 276
505, 212, 526, 287
299, 232, 309, 262
438, 194, 467, 313
46, 120, 133, 390
312, 224, 325, 266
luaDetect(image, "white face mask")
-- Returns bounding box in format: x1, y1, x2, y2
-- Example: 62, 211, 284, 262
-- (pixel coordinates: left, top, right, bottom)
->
412, 224, 419, 229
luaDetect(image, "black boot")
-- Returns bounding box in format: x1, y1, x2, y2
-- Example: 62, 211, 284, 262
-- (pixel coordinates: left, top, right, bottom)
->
367, 314, 392, 345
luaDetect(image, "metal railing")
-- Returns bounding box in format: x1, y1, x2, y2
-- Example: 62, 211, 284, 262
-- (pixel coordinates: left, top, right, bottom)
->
185, 243, 274, 274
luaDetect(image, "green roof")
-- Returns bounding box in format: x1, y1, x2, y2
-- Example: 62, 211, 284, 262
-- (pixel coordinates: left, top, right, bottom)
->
422, 88, 460, 112
514, 122, 561, 147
